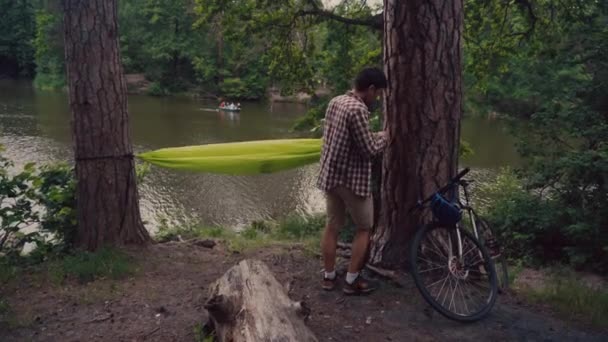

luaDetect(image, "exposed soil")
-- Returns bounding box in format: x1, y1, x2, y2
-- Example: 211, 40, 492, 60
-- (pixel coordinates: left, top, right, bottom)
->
1, 242, 606, 342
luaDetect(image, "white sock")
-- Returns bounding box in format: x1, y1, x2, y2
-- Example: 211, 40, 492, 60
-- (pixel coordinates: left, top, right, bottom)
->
324, 270, 336, 280
346, 272, 359, 284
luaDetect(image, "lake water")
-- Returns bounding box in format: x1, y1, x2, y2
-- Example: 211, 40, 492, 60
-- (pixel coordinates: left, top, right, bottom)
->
0, 80, 519, 232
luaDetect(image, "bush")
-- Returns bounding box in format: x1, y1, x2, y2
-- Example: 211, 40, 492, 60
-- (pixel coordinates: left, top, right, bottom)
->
275, 214, 325, 240
219, 77, 266, 100
146, 81, 170, 97
0, 151, 76, 263
482, 169, 608, 271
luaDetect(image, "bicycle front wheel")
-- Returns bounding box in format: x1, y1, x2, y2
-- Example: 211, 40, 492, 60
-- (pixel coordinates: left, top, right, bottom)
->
409, 223, 498, 322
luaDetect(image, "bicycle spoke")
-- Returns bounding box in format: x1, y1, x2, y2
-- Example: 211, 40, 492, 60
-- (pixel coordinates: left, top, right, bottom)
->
422, 243, 449, 261
463, 278, 492, 301
441, 276, 452, 307
449, 277, 458, 313
418, 265, 446, 274
429, 234, 451, 258
427, 273, 450, 290
457, 279, 470, 315
417, 256, 445, 270
462, 279, 484, 312
432, 274, 450, 302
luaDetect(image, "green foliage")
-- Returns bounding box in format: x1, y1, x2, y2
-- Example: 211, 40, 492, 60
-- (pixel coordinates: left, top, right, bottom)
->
0, 0, 36, 77
473, 2, 608, 272
483, 168, 608, 271
34, 163, 77, 256
146, 81, 171, 97
275, 214, 325, 240
220, 77, 265, 100
33, 8, 65, 89
155, 213, 326, 254
48, 248, 135, 284
0, 151, 76, 263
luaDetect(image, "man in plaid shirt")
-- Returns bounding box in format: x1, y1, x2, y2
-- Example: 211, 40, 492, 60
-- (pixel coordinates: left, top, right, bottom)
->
317, 68, 389, 295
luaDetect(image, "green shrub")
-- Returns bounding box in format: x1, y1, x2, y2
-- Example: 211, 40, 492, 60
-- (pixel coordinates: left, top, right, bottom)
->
146, 81, 170, 96
0, 154, 76, 263
275, 214, 325, 240
483, 168, 608, 271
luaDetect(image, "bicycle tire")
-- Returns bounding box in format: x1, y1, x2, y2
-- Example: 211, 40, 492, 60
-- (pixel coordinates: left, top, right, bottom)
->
409, 223, 498, 322
474, 216, 509, 291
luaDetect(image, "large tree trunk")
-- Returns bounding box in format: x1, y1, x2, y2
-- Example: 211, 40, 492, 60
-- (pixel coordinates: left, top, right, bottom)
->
63, 0, 150, 250
205, 259, 317, 342
370, 0, 463, 267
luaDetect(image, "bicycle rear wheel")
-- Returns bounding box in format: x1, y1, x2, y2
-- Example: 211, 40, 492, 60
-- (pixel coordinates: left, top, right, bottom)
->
474, 215, 509, 291
409, 223, 498, 322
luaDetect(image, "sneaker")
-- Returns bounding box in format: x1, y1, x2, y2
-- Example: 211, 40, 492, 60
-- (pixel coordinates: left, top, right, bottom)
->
343, 275, 378, 295
322, 275, 337, 291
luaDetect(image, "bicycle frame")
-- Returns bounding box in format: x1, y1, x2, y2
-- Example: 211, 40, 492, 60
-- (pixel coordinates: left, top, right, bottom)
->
458, 181, 485, 263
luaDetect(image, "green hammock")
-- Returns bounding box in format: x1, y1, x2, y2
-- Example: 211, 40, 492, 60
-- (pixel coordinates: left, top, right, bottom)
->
137, 138, 322, 175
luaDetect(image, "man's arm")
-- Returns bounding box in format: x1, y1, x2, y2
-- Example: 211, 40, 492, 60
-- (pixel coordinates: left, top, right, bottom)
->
349, 108, 388, 158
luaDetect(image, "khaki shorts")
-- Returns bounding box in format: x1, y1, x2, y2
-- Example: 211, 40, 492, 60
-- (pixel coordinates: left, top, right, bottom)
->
326, 186, 374, 230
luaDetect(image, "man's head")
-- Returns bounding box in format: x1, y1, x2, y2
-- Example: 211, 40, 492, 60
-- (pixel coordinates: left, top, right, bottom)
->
354, 67, 387, 109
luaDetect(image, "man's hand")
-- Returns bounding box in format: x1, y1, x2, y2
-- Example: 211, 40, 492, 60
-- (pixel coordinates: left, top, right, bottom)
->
376, 131, 389, 140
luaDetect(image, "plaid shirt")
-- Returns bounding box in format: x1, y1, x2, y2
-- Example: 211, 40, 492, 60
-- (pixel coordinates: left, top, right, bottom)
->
317, 92, 387, 197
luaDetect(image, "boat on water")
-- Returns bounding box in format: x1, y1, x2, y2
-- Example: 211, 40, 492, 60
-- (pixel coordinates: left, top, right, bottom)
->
219, 102, 241, 112
219, 106, 241, 112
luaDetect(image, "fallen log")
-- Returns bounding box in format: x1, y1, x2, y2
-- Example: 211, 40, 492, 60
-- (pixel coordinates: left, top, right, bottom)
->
205, 259, 318, 342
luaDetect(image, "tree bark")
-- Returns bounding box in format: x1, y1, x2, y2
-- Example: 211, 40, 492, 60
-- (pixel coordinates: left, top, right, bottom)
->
63, 0, 150, 250
370, 0, 463, 267
205, 259, 317, 342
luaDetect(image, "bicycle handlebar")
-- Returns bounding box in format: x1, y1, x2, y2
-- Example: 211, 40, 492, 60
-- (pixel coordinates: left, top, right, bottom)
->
435, 167, 470, 195
408, 167, 471, 213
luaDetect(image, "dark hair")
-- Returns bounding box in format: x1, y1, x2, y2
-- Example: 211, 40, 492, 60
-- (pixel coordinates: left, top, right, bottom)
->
354, 67, 387, 91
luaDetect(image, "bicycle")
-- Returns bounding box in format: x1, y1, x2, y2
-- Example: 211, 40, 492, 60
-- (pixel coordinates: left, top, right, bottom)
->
407, 168, 507, 322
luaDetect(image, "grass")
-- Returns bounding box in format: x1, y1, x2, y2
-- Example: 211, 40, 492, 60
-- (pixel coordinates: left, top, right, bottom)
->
519, 270, 608, 329
48, 247, 136, 284
156, 214, 329, 254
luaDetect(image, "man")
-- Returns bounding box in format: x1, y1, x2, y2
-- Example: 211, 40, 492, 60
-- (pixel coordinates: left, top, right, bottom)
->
317, 67, 389, 295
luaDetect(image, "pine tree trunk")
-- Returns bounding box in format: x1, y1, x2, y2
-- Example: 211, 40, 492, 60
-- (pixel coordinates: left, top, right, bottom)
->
370, 0, 463, 267
63, 0, 150, 250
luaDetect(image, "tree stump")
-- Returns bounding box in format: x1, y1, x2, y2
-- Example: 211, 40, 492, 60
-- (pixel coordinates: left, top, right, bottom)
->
205, 259, 317, 342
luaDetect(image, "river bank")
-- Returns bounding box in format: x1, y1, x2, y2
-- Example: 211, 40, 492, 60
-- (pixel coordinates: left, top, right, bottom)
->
11, 74, 331, 105
1, 239, 606, 342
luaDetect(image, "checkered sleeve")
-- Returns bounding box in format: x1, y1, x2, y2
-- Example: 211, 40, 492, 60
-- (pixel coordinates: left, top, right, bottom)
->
348, 108, 387, 158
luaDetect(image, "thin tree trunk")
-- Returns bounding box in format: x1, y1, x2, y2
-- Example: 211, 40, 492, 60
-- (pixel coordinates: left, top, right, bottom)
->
370, 0, 463, 267
63, 0, 150, 250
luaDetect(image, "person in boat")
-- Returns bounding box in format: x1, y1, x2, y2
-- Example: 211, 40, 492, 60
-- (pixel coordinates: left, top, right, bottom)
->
219, 100, 225, 108
317, 67, 389, 295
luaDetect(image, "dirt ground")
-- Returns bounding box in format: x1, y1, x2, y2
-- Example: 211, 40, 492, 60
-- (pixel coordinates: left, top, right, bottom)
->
1, 241, 606, 342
